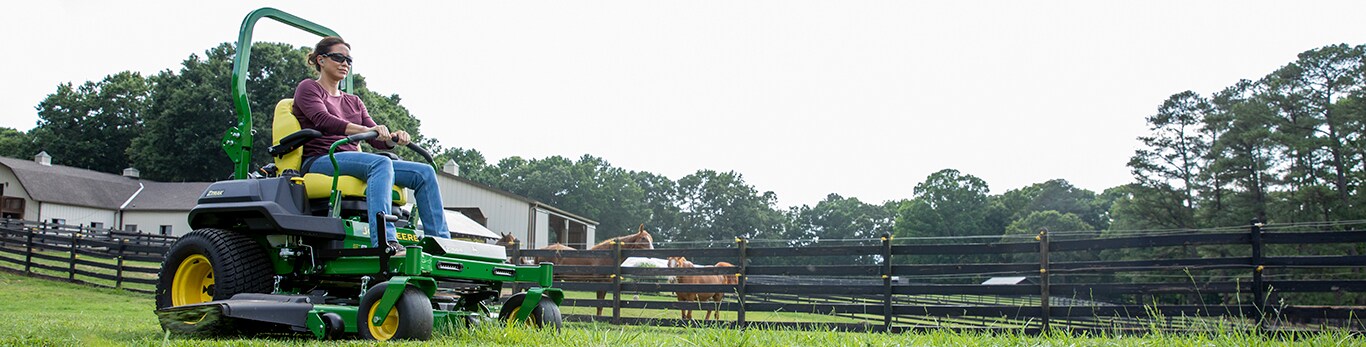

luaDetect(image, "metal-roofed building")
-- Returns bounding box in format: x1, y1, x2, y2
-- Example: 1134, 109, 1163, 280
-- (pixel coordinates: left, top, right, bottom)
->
0, 153, 207, 235
435, 162, 597, 250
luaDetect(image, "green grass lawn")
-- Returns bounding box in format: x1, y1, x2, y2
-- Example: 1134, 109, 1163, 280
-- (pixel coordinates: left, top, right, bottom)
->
2, 270, 1363, 346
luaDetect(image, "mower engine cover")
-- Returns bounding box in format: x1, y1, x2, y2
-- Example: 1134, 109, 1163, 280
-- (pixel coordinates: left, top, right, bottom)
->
189, 177, 345, 239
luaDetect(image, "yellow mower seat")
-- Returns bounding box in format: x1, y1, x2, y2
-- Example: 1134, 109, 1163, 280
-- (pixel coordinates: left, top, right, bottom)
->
273, 99, 407, 205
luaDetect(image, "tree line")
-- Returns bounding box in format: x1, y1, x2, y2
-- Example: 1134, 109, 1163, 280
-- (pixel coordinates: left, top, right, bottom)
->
4, 42, 1364, 256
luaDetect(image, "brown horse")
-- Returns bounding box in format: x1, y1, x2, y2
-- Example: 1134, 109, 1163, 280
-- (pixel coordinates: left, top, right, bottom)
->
495, 232, 536, 265
536, 225, 654, 316
495, 232, 518, 250
668, 256, 734, 321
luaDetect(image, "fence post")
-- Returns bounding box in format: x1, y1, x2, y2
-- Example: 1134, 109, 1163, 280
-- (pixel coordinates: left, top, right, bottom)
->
736, 236, 748, 329
507, 240, 520, 295
69, 232, 79, 281
611, 239, 622, 324
882, 233, 894, 332
1250, 219, 1266, 326
24, 228, 34, 274
116, 238, 127, 289
1038, 227, 1050, 333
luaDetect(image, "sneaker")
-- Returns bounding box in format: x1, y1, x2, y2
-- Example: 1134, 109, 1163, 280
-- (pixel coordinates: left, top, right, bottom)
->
387, 241, 407, 257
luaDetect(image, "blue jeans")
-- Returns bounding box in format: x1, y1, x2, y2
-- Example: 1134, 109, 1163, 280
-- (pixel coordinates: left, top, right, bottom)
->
307, 152, 451, 246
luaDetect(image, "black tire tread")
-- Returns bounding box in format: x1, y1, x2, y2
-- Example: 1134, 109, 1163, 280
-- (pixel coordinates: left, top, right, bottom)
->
359, 285, 434, 341
499, 293, 561, 330
155, 228, 273, 308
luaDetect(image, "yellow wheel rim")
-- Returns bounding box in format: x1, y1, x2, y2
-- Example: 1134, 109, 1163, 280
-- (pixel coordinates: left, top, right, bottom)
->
368, 301, 400, 340
507, 306, 535, 327
171, 254, 214, 306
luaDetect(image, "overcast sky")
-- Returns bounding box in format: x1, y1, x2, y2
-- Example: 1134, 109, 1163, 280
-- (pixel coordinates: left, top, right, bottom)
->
4, 1, 1366, 208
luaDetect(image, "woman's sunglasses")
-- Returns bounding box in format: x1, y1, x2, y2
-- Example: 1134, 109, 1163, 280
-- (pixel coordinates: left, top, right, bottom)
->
320, 52, 353, 65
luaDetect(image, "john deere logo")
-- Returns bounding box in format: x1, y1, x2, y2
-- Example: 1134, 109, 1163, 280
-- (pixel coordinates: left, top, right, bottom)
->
205, 190, 225, 197
396, 232, 420, 242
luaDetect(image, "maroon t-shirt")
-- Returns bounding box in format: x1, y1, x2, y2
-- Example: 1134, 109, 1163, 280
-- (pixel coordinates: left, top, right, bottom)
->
291, 79, 393, 159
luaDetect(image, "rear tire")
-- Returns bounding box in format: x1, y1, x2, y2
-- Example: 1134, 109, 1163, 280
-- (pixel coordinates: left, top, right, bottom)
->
155, 228, 273, 309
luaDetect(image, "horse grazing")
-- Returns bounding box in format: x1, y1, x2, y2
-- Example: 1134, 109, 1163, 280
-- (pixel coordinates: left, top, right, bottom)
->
668, 256, 734, 321
536, 225, 655, 316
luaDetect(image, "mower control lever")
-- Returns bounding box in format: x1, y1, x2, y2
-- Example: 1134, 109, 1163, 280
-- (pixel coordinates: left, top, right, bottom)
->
346, 130, 380, 143
345, 131, 434, 165
405, 143, 434, 165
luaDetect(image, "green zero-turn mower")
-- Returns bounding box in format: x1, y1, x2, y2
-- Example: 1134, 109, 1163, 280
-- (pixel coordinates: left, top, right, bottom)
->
153, 8, 563, 341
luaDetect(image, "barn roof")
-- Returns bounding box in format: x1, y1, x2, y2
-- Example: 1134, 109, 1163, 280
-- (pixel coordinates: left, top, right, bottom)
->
0, 155, 141, 209
0, 155, 208, 211
125, 181, 214, 211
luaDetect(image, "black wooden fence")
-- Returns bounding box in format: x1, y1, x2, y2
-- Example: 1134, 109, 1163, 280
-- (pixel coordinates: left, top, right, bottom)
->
0, 219, 173, 293
508, 221, 1366, 334
1, 217, 1362, 334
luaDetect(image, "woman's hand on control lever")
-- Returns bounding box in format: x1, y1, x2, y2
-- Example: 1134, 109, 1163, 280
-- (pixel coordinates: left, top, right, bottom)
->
391, 130, 411, 146
368, 125, 391, 143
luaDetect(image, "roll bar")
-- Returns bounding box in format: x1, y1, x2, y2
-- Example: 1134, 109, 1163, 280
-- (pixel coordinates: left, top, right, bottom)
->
224, 7, 353, 179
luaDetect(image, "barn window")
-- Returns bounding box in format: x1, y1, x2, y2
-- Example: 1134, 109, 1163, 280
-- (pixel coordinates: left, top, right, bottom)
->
159, 225, 173, 236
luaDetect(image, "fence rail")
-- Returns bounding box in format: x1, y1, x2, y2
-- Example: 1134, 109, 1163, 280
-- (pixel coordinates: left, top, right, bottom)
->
0, 219, 169, 294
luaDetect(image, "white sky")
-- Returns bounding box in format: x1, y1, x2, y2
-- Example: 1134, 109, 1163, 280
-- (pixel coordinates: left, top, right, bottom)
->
3, 1, 1366, 208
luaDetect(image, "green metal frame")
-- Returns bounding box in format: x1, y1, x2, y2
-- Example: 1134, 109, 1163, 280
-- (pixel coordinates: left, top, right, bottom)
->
225, 7, 354, 179
326, 139, 351, 218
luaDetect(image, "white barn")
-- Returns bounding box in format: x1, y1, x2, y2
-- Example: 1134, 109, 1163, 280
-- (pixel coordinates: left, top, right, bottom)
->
435, 161, 597, 250
0, 152, 209, 235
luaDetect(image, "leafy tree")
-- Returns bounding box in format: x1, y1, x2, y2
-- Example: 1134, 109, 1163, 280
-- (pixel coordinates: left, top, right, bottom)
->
781, 194, 896, 265
433, 147, 490, 179
473, 154, 653, 241
894, 169, 994, 239
1105, 183, 1194, 232
129, 46, 235, 181
1001, 210, 1097, 263
0, 128, 35, 159
631, 171, 682, 242
1205, 80, 1278, 225
674, 170, 782, 242
894, 169, 998, 263
997, 179, 1107, 230
1260, 44, 1364, 221
559, 155, 650, 239
785, 194, 895, 242
31, 71, 150, 174
1126, 91, 1211, 229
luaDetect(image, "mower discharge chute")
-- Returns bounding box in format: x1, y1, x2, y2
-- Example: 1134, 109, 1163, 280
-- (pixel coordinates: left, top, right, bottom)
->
152, 7, 563, 341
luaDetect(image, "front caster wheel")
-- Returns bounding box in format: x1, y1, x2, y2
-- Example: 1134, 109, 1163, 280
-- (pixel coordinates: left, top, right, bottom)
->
498, 292, 562, 330
358, 284, 433, 341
